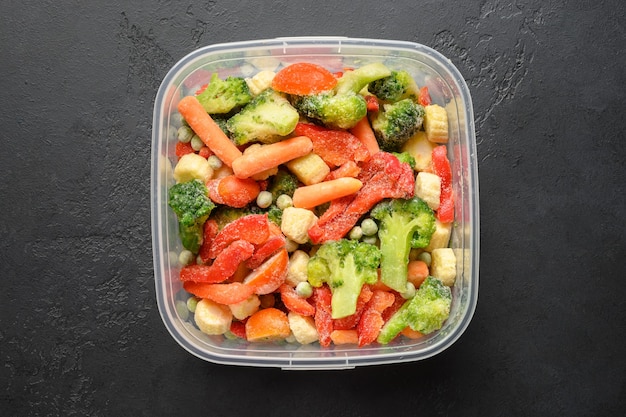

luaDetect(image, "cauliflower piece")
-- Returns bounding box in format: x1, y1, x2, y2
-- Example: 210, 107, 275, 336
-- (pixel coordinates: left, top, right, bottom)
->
281, 207, 318, 244
414, 172, 441, 211
245, 70, 276, 96
430, 247, 457, 286
425, 219, 452, 252
228, 294, 261, 320
286, 153, 330, 185
285, 250, 310, 286
287, 312, 319, 345
194, 298, 233, 335
174, 152, 213, 183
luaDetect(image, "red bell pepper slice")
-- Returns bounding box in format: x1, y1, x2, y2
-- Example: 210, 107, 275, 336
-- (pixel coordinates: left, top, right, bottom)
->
294, 123, 370, 168
431, 145, 454, 223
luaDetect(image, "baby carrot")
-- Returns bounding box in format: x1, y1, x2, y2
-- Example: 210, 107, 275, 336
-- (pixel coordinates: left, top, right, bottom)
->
177, 95, 242, 167
407, 260, 429, 288
231, 136, 313, 179
292, 177, 363, 209
349, 116, 380, 156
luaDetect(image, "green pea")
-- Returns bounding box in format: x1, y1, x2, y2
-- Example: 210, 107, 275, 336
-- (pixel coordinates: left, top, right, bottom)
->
276, 194, 293, 210
256, 191, 273, 209
360, 218, 378, 236
349, 226, 363, 240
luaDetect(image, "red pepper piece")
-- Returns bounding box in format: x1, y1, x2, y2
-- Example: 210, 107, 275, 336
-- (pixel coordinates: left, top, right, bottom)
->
245, 235, 286, 270
180, 240, 255, 283
183, 281, 255, 305
431, 145, 454, 223
382, 292, 406, 323
279, 284, 316, 317
230, 320, 247, 339
418, 86, 432, 106
365, 95, 380, 112
198, 220, 219, 264
175, 141, 194, 159
308, 152, 415, 244
208, 214, 270, 259
294, 123, 370, 168
357, 290, 396, 347
333, 285, 373, 330
313, 285, 334, 347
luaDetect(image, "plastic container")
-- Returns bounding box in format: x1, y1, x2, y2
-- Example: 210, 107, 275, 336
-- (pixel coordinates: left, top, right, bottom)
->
151, 37, 479, 369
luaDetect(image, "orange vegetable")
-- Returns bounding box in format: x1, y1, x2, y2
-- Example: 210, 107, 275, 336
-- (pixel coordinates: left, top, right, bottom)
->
245, 308, 291, 342
243, 249, 289, 295
231, 136, 313, 179
348, 116, 380, 156
177, 95, 242, 166
407, 260, 429, 288
324, 161, 361, 181
279, 284, 315, 317
216, 175, 261, 208
183, 281, 254, 305
330, 329, 359, 345
401, 327, 424, 339
292, 177, 363, 209
272, 62, 338, 95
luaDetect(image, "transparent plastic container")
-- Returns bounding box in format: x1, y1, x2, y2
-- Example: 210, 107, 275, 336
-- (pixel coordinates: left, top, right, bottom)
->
151, 37, 479, 369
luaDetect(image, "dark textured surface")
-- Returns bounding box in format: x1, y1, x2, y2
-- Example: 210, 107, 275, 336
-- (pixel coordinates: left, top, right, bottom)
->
1, 1, 625, 416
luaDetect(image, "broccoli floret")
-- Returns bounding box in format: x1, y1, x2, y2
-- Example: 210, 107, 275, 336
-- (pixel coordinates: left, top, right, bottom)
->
392, 151, 416, 170
307, 239, 381, 319
377, 276, 452, 344
290, 62, 392, 130
168, 179, 215, 253
196, 73, 252, 114
226, 88, 300, 146
212, 117, 231, 137
367, 70, 420, 102
267, 168, 299, 202
370, 99, 425, 152
370, 197, 436, 292
265, 204, 283, 226
209, 205, 251, 230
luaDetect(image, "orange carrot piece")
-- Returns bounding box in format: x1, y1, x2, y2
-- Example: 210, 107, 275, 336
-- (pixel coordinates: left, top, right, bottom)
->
183, 281, 254, 305
330, 329, 359, 345
401, 327, 424, 339
231, 136, 313, 179
292, 177, 363, 209
349, 116, 380, 156
407, 260, 429, 288
245, 308, 291, 342
272, 63, 338, 95
177, 95, 242, 167
243, 249, 289, 295
216, 175, 261, 208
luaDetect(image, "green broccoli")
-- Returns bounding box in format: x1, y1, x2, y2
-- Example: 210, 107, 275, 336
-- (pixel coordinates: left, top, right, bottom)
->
392, 151, 416, 170
267, 168, 299, 202
196, 73, 252, 114
290, 62, 392, 130
377, 276, 452, 344
307, 239, 381, 319
367, 70, 420, 102
226, 88, 300, 146
168, 179, 215, 253
369, 99, 425, 152
370, 197, 436, 292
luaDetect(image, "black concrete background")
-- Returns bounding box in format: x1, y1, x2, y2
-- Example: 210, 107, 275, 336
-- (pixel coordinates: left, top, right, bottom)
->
1, 1, 625, 416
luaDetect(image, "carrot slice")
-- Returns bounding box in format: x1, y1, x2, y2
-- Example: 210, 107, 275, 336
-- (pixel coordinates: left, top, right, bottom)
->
177, 95, 243, 167
292, 177, 363, 209
216, 175, 261, 208
245, 308, 291, 342
243, 249, 289, 295
272, 63, 337, 95
231, 136, 313, 179
349, 116, 380, 156
330, 329, 359, 345
407, 260, 429, 288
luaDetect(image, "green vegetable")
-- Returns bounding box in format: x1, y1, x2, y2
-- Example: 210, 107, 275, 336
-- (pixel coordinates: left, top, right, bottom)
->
367, 70, 420, 102
267, 169, 299, 203
392, 151, 416, 170
168, 179, 215, 253
370, 197, 436, 292
291, 62, 392, 130
307, 239, 381, 319
196, 73, 252, 114
226, 88, 300, 146
256, 190, 273, 209
369, 99, 425, 152
377, 276, 452, 344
